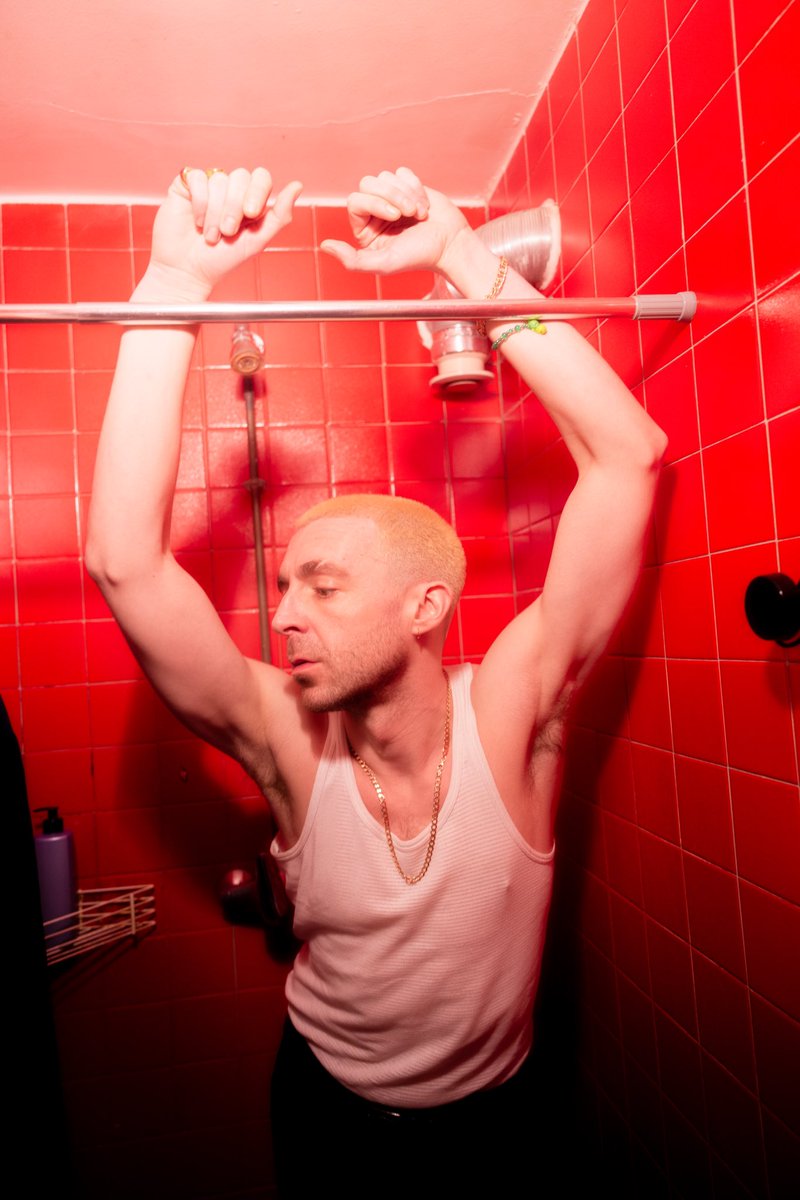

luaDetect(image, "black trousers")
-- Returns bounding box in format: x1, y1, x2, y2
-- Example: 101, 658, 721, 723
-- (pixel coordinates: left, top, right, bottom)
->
270, 1018, 538, 1199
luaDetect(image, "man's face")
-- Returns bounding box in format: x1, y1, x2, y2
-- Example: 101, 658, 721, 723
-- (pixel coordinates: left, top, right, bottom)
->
273, 516, 412, 711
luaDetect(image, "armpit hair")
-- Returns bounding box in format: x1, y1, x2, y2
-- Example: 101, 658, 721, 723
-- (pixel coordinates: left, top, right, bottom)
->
531, 688, 573, 758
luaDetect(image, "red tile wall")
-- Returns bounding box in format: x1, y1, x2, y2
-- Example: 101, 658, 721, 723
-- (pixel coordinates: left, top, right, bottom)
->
491, 0, 798, 1193
2, 3, 797, 1195
1, 184, 522, 1193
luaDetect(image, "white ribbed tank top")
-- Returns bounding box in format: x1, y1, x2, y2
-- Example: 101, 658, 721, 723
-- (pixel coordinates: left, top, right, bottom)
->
271, 663, 554, 1107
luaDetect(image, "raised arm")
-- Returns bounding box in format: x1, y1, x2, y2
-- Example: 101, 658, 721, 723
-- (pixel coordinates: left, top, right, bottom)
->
322, 169, 667, 765
86, 168, 302, 767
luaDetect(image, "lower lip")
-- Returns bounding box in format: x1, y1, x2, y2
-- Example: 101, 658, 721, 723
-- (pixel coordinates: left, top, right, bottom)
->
290, 661, 318, 675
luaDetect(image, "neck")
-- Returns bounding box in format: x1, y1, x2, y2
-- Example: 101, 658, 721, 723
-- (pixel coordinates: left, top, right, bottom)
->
342, 653, 449, 774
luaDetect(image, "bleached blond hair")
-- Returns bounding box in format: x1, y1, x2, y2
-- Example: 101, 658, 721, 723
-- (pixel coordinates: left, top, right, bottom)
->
295, 493, 467, 612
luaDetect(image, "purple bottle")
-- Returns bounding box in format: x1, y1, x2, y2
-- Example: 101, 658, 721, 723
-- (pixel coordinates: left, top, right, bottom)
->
34, 807, 76, 950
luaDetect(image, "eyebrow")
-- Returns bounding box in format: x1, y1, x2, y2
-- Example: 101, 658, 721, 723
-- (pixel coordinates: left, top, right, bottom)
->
277, 560, 350, 592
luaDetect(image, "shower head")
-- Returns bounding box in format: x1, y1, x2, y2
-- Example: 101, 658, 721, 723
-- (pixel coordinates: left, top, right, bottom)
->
419, 200, 561, 392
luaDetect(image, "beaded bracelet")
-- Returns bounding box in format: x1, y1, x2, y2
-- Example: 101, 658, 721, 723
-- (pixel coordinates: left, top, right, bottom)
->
476, 256, 509, 337
491, 318, 547, 350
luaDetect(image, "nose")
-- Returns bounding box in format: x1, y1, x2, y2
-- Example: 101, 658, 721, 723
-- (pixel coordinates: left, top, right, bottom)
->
272, 587, 304, 636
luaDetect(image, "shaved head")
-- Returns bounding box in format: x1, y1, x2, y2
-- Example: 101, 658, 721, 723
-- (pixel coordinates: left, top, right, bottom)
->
295, 494, 466, 615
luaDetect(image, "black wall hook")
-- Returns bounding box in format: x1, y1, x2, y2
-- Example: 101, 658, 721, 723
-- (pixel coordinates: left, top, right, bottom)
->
744, 574, 800, 647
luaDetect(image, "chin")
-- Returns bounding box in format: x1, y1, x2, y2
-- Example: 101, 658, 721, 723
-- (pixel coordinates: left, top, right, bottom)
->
298, 688, 340, 714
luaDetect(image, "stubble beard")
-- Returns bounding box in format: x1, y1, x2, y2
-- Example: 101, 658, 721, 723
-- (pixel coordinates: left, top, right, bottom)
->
296, 637, 409, 714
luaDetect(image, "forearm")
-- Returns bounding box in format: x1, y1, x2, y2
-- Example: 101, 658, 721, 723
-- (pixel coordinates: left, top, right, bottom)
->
86, 269, 205, 584
438, 231, 667, 472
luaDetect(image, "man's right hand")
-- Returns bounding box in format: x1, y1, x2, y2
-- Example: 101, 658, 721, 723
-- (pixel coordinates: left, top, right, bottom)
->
141, 167, 303, 301
320, 167, 472, 279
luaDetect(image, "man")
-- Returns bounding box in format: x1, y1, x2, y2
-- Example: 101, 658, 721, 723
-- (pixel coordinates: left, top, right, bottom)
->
87, 166, 666, 1196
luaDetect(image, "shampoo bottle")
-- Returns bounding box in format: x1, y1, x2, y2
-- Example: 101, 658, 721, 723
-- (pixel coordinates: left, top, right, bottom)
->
34, 807, 76, 949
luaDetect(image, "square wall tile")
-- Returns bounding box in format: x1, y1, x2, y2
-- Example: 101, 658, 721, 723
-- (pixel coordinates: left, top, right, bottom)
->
675, 754, 736, 870
740, 881, 800, 1017
643, 350, 698, 466
3, 249, 69, 302
750, 995, 800, 1136
678, 80, 745, 240
758, 274, 800, 418
588, 120, 629, 239
323, 366, 384, 424
623, 54, 675, 196
5, 325, 71, 372
702, 1051, 768, 1196
720, 660, 797, 781
548, 34, 581, 132
739, 1, 800, 178
13, 496, 78, 558
69, 250, 134, 302
695, 951, 757, 1089
21, 684, 91, 752
694, 313, 763, 447
8, 371, 74, 433
668, 658, 727, 763
577, 0, 616, 75
631, 150, 684, 287
390, 423, 446, 482
582, 32, 624, 158
640, 831, 689, 936
684, 853, 747, 978
769, 408, 800, 539
660, 555, 717, 658
19, 622, 86, 687
67, 205, 130, 250
2, 203, 66, 247
703, 424, 775, 552
655, 454, 709, 563
731, 770, 800, 904
328, 425, 389, 484
618, 4, 667, 104
670, 0, 736, 139
632, 742, 679, 841
749, 139, 800, 295
685, 198, 754, 344
732, 0, 793, 60
553, 98, 587, 203
656, 1010, 707, 1130
10, 433, 75, 496
626, 656, 671, 749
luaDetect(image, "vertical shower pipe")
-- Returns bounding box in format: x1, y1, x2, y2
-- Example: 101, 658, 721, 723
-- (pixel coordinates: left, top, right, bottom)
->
230, 326, 271, 664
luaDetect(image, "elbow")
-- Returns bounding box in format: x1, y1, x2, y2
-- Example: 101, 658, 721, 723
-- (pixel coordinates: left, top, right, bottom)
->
84, 528, 109, 588
85, 532, 166, 595
84, 538, 124, 595
649, 422, 669, 468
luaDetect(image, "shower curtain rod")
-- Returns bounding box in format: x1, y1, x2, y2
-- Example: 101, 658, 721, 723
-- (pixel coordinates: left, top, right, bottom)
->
0, 292, 696, 325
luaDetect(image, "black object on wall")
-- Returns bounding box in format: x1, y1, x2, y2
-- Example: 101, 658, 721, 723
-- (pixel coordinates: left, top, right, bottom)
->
744, 573, 800, 647
3, 696, 76, 1195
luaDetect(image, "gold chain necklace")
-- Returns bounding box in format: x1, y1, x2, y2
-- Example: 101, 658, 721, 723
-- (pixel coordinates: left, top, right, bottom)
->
348, 676, 452, 886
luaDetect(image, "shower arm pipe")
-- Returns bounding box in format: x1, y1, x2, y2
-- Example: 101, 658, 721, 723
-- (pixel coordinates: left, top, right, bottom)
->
0, 292, 697, 326
242, 375, 272, 666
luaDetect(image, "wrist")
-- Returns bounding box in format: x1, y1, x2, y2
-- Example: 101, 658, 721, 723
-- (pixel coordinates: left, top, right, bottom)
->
133, 262, 213, 304
435, 225, 485, 286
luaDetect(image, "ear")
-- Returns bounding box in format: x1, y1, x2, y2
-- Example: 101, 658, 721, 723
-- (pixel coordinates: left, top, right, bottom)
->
409, 581, 453, 638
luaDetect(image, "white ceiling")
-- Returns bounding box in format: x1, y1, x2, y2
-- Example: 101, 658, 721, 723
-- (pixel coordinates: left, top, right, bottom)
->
0, 0, 586, 204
